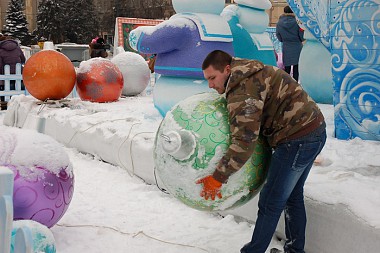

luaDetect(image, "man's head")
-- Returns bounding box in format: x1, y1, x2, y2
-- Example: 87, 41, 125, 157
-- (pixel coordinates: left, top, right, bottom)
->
96, 37, 105, 44
202, 50, 232, 94
284, 6, 293, 14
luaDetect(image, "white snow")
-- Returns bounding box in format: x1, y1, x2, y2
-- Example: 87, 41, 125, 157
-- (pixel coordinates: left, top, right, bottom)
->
234, 0, 272, 10
1, 94, 380, 253
0, 126, 73, 180
135, 18, 196, 37
77, 57, 115, 74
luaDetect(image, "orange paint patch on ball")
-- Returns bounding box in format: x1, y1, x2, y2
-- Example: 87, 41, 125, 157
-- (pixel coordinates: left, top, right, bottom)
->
23, 50, 76, 101
76, 58, 123, 103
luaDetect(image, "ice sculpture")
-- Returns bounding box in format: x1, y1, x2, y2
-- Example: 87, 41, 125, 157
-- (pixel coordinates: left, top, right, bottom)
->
287, 0, 380, 140
221, 0, 277, 65
128, 0, 234, 116
299, 30, 333, 104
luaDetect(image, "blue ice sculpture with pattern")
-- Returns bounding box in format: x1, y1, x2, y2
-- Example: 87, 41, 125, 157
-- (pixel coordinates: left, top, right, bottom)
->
221, 0, 277, 66
288, 0, 380, 141
128, 0, 234, 116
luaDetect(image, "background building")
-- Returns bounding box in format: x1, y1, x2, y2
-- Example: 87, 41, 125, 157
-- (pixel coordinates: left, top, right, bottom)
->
268, 0, 288, 26
1, 0, 40, 32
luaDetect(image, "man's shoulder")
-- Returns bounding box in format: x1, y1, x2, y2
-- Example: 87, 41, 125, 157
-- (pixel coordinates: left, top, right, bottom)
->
257, 65, 282, 80
231, 58, 264, 75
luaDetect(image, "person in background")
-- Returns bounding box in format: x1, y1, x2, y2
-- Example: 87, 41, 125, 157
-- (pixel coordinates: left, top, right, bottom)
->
0, 35, 26, 102
89, 37, 108, 58
198, 50, 326, 253
276, 6, 304, 81
37, 37, 46, 49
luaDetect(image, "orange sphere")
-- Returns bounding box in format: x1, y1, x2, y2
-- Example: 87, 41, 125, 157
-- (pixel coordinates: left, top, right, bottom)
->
23, 50, 76, 101
76, 58, 123, 103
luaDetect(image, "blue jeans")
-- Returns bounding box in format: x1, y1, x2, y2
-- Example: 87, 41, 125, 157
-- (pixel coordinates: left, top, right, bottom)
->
241, 124, 326, 253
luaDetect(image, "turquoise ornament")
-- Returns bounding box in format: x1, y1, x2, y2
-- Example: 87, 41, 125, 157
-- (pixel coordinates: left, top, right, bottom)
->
10, 220, 56, 253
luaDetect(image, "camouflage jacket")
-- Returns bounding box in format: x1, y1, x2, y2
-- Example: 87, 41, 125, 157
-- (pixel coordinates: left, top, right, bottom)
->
213, 58, 324, 183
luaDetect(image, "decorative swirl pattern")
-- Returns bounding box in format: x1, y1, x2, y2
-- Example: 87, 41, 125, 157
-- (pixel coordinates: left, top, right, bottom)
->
12, 166, 75, 228
173, 95, 231, 170
330, 0, 380, 140
288, 0, 380, 140
266, 27, 282, 53
128, 30, 138, 51
288, 0, 330, 47
335, 69, 380, 139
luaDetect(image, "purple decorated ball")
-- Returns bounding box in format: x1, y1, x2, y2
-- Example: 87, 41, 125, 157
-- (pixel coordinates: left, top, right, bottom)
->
11, 166, 74, 228
0, 126, 75, 228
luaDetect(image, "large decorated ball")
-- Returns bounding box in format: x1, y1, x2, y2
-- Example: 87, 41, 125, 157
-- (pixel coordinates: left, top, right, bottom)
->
111, 51, 150, 96
76, 58, 123, 102
154, 93, 271, 211
10, 220, 56, 253
22, 50, 76, 101
0, 126, 74, 228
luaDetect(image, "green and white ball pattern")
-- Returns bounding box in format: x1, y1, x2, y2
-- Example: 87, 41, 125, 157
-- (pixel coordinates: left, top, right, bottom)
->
154, 93, 271, 211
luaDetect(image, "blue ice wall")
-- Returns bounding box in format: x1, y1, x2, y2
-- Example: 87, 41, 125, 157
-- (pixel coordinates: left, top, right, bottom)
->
288, 0, 380, 141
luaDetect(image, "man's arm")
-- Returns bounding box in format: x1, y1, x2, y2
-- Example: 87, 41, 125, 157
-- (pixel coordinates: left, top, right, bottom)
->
213, 91, 263, 183
197, 86, 264, 200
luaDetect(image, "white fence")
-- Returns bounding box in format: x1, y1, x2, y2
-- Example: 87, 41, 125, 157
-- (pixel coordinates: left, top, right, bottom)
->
0, 63, 27, 102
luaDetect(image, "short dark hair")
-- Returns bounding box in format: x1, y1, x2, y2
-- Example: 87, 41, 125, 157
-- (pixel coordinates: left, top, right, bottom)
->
284, 6, 293, 14
202, 50, 232, 72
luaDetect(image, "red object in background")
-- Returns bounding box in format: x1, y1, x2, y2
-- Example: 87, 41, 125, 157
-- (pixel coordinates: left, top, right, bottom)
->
23, 50, 76, 101
76, 59, 123, 103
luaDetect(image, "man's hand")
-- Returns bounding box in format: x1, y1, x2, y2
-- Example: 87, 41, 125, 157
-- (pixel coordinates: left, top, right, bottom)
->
196, 175, 222, 200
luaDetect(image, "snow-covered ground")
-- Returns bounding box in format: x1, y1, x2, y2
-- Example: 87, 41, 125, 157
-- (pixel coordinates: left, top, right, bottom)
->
50, 148, 274, 253
1, 92, 380, 253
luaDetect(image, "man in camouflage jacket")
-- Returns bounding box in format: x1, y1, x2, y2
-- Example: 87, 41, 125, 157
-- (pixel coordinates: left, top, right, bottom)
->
198, 50, 326, 253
